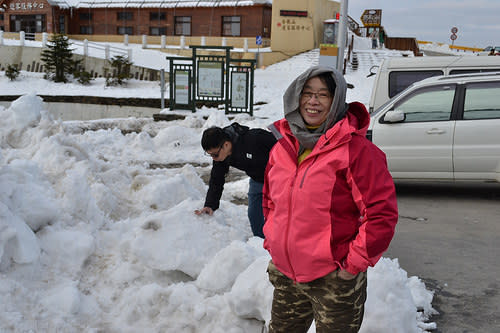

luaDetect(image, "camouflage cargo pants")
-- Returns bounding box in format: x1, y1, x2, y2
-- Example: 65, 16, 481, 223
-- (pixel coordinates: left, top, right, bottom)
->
267, 261, 367, 333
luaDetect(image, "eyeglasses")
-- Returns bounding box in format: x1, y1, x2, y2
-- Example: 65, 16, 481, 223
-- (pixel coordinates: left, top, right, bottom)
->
204, 145, 223, 158
301, 91, 332, 102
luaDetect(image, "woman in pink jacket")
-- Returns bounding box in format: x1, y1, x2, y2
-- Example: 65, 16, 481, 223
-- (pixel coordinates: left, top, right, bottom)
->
263, 65, 398, 332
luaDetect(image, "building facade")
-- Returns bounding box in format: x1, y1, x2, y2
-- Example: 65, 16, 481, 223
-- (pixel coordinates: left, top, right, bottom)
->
0, 0, 272, 38
270, 0, 339, 53
0, 0, 340, 66
0, 0, 60, 33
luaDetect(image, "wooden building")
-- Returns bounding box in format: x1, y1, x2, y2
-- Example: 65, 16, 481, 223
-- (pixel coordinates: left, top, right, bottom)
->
0, 0, 272, 38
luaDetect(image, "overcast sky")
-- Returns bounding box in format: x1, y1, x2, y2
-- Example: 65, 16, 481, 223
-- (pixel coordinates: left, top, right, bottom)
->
347, 0, 499, 48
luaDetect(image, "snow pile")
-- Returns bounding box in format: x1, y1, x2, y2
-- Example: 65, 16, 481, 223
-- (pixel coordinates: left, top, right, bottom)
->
0, 92, 437, 332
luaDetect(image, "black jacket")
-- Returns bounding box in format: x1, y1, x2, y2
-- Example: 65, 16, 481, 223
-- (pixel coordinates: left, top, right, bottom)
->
204, 122, 277, 211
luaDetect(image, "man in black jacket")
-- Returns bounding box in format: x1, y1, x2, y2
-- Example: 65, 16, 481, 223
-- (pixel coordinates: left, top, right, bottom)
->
194, 122, 276, 238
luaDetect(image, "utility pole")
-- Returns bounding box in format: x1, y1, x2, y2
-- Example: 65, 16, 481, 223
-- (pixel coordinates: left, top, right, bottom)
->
336, 0, 348, 72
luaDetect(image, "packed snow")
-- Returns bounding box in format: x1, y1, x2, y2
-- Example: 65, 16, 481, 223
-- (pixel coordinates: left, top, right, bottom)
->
0, 33, 441, 332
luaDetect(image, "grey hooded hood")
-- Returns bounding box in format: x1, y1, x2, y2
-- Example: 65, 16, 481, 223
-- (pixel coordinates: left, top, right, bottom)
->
283, 65, 348, 150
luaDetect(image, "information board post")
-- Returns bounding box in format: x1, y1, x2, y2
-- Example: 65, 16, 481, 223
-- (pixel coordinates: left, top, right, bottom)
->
167, 55, 195, 112
191, 45, 232, 114
166, 45, 255, 115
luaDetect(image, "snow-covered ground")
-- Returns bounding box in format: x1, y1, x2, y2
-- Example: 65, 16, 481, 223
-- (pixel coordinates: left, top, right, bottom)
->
0, 33, 467, 332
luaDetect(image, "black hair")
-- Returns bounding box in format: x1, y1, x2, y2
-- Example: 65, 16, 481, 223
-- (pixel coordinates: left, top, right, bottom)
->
201, 127, 231, 151
316, 72, 336, 96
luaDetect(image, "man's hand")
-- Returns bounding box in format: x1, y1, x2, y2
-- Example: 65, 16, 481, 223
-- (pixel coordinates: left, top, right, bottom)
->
194, 207, 214, 216
338, 269, 357, 281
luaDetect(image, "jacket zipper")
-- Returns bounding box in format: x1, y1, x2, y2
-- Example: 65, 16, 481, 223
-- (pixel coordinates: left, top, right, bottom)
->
297, 148, 342, 272
285, 166, 299, 282
299, 155, 318, 188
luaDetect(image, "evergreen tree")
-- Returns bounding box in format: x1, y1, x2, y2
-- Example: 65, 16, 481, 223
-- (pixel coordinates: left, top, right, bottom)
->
41, 34, 80, 83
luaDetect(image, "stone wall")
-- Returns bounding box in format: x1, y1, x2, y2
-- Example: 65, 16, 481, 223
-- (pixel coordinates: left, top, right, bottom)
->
0, 94, 162, 107
0, 45, 161, 81
0, 95, 224, 121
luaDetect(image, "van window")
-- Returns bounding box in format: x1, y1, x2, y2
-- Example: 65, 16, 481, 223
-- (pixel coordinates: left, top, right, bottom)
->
449, 68, 500, 75
388, 70, 443, 98
392, 85, 456, 123
463, 81, 500, 120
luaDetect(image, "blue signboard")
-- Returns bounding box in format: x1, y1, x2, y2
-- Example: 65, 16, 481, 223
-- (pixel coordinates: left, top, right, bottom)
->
256, 35, 262, 46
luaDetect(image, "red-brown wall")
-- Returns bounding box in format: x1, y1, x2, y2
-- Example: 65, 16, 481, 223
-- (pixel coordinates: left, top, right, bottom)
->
1, 0, 54, 32
0, 1, 271, 37
66, 5, 271, 37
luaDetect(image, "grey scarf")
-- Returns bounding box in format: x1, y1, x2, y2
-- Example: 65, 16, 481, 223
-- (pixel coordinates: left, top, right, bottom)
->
283, 66, 348, 150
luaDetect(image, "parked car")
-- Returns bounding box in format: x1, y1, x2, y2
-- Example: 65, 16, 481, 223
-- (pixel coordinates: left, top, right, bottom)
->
367, 56, 500, 113
367, 72, 500, 182
494, 46, 500, 55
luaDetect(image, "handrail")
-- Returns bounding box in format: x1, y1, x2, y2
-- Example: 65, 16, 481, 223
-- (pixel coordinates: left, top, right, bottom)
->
70, 39, 128, 58
24, 32, 36, 40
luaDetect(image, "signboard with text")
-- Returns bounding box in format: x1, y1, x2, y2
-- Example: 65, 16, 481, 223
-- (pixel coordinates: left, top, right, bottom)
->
230, 71, 248, 108
276, 18, 312, 32
167, 45, 255, 115
174, 70, 191, 106
361, 9, 382, 27
280, 10, 307, 17
8, 1, 46, 10
197, 61, 223, 98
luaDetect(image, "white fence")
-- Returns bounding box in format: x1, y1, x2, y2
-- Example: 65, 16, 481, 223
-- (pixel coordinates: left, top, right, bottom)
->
0, 31, 257, 57
0, 31, 132, 61
71, 39, 130, 61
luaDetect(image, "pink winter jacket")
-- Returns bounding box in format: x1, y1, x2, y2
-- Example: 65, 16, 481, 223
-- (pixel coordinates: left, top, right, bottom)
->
263, 102, 398, 283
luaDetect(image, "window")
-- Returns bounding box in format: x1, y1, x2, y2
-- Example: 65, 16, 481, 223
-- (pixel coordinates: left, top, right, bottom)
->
175, 16, 191, 35
0, 14, 4, 20
392, 85, 456, 123
117, 26, 133, 35
463, 81, 500, 120
222, 16, 240, 36
35, 14, 44, 32
149, 27, 166, 36
80, 25, 93, 34
59, 15, 65, 33
150, 12, 166, 21
117, 12, 133, 21
0, 26, 3, 31
449, 68, 500, 75
9, 14, 46, 33
79, 13, 92, 21
388, 70, 443, 98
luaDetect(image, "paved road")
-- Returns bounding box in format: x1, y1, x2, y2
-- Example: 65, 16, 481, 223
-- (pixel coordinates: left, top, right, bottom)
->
385, 181, 500, 333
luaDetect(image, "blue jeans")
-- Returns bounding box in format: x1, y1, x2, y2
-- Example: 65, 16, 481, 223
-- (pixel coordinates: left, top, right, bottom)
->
248, 178, 265, 238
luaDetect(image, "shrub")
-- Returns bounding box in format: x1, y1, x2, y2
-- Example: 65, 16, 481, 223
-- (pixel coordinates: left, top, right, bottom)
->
74, 70, 93, 85
6, 64, 20, 81
104, 55, 133, 86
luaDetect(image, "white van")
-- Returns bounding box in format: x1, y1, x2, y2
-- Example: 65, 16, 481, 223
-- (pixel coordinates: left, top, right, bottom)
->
368, 55, 500, 113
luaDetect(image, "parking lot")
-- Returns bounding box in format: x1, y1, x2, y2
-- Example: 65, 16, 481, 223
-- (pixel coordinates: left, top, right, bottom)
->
385, 181, 500, 332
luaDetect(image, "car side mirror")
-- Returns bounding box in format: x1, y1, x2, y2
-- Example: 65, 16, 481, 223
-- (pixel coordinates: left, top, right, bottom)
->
366, 65, 379, 78
383, 110, 405, 123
